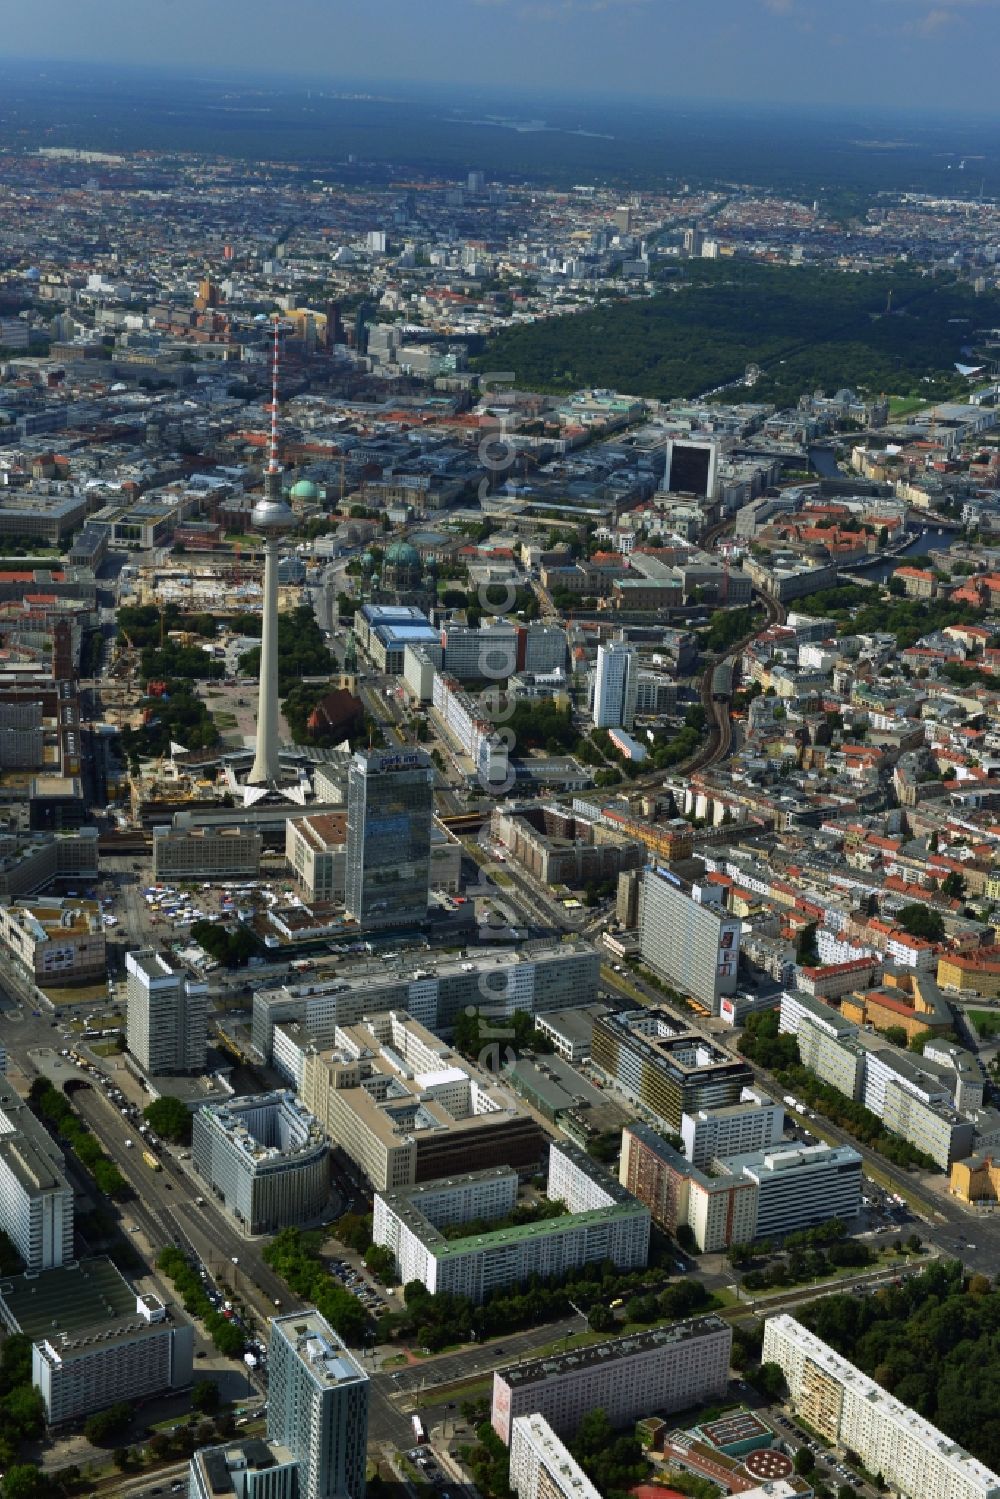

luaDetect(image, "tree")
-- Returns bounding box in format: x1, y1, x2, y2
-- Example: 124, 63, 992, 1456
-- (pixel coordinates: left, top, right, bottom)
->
112, 1448, 131, 1471
587, 1304, 614, 1332
754, 1362, 787, 1402
796, 922, 819, 965
895, 903, 945, 942
941, 871, 967, 901
84, 1401, 132, 1445
192, 1379, 222, 1415
2, 1466, 45, 1499
883, 1025, 908, 1048
794, 1447, 816, 1476
143, 1095, 193, 1144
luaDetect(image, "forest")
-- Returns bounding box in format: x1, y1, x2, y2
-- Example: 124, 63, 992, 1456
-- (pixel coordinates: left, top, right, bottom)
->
800, 1260, 1000, 1472
479, 263, 999, 408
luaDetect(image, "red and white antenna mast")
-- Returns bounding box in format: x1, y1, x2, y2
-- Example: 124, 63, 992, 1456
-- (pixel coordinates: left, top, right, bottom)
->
262, 317, 284, 502
268, 317, 281, 476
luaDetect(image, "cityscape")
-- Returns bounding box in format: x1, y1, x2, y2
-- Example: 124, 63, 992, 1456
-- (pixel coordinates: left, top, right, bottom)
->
0, 14, 999, 1499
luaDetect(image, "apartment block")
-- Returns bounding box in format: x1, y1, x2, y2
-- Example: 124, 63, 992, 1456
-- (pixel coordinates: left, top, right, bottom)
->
492, 1317, 732, 1445
620, 1122, 860, 1250
639, 868, 741, 1014
189, 1439, 301, 1499
373, 1146, 649, 1302
592, 1009, 752, 1132
0, 1256, 192, 1425
621, 1122, 757, 1253
763, 1315, 1000, 1499
510, 1415, 602, 1499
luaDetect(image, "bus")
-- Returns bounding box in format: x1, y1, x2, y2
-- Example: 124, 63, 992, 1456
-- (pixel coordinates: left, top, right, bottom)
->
411, 1415, 427, 1445
142, 1150, 162, 1172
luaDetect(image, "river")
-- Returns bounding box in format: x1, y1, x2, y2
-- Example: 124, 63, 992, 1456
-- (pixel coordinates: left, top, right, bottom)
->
862, 525, 955, 584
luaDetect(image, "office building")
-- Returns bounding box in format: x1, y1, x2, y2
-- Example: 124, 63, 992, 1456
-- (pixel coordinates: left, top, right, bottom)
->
300, 1010, 544, 1192
189, 1439, 301, 1499
152, 825, 262, 881
492, 1317, 732, 1445
593, 641, 637, 730
717, 1142, 862, 1241
192, 1092, 329, 1236
126, 948, 208, 1075
0, 1256, 191, 1425
680, 1089, 784, 1170
0, 1077, 73, 1272
639, 868, 741, 1014
763, 1315, 1000, 1499
372, 1144, 648, 1302
663, 439, 719, 499
510, 1415, 602, 1499
0, 827, 99, 898
345, 748, 433, 929
268, 1310, 369, 1499
592, 1009, 752, 1132
0, 897, 105, 987
254, 942, 600, 1082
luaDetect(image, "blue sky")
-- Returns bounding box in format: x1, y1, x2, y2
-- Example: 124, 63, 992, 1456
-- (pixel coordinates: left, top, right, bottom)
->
7, 0, 1000, 111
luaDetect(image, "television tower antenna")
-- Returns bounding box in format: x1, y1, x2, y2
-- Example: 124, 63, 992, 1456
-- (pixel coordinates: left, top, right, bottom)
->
268, 315, 281, 486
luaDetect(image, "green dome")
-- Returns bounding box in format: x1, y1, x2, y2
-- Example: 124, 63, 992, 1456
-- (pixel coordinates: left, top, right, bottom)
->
385, 539, 420, 566
290, 478, 320, 500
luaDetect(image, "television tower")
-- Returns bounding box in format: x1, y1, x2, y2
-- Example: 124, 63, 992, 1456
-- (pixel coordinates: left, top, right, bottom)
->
247, 319, 296, 787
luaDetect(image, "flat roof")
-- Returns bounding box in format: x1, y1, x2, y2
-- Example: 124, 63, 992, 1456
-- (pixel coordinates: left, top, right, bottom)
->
272, 1310, 368, 1389
498, 1316, 729, 1389
0, 1256, 136, 1340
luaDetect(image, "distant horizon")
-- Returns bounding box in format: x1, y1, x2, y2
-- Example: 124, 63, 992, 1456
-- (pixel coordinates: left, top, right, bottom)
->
4, 55, 1000, 124
0, 0, 998, 117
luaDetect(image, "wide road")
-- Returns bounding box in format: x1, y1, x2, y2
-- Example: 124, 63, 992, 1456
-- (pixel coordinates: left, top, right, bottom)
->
70, 1083, 300, 1321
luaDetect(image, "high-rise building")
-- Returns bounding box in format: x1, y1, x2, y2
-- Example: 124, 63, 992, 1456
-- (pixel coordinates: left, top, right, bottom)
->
268, 1310, 369, 1499
510, 1415, 601, 1499
492, 1317, 732, 1445
639, 868, 741, 1013
763, 1315, 1000, 1499
593, 641, 637, 730
345, 748, 433, 930
468, 170, 487, 194
0, 1077, 73, 1272
125, 948, 207, 1075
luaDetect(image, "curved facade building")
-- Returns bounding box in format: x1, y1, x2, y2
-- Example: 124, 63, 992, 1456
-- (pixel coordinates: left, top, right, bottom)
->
192, 1091, 329, 1235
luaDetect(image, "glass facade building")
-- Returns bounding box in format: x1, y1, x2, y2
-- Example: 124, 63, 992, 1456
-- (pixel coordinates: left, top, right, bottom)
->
345, 749, 433, 929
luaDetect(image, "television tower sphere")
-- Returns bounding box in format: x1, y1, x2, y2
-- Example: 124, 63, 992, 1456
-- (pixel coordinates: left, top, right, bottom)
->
252, 494, 296, 533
